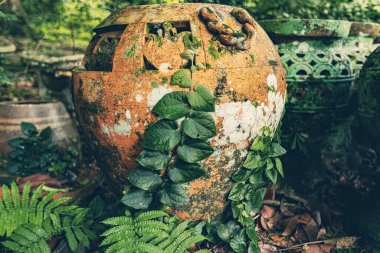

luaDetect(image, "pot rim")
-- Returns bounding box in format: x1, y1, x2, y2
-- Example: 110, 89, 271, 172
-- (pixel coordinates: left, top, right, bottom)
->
94, 3, 248, 32
349, 21, 380, 38
259, 19, 352, 38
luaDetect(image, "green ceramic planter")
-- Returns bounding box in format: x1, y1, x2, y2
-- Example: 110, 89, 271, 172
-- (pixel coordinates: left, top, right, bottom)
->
344, 22, 380, 78
260, 19, 355, 137
358, 46, 380, 153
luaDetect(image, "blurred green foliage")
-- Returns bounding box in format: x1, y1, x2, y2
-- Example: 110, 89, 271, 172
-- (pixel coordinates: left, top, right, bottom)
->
0, 0, 379, 49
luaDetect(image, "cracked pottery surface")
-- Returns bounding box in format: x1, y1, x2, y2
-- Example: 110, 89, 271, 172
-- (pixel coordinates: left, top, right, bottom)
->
73, 3, 286, 220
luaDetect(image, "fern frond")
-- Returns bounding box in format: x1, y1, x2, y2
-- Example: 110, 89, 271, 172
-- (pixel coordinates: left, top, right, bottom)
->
0, 182, 95, 253
135, 210, 168, 222
101, 210, 209, 253
1, 223, 50, 253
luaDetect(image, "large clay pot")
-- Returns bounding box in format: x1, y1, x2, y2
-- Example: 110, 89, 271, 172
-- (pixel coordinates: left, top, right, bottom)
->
358, 46, 380, 153
73, 4, 286, 220
260, 19, 354, 138
344, 22, 380, 78
0, 101, 80, 156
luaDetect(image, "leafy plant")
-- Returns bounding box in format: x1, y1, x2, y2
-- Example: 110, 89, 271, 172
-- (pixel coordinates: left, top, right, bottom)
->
196, 127, 286, 253
6, 122, 79, 176
0, 182, 95, 252
122, 70, 216, 210
101, 209, 209, 253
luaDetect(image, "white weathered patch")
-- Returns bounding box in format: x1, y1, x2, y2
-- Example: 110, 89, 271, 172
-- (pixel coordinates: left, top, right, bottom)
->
113, 120, 132, 136
135, 94, 143, 103
147, 85, 173, 109
267, 73, 278, 90
159, 63, 171, 73
101, 124, 110, 135
125, 110, 132, 120
213, 73, 285, 149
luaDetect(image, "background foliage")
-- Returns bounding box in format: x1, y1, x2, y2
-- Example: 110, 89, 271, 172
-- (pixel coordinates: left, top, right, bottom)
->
1, 0, 379, 50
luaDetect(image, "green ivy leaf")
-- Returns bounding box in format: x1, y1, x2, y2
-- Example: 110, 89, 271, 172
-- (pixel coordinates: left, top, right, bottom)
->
152, 91, 190, 120
128, 167, 162, 190
275, 158, 284, 177
230, 229, 247, 253
8, 138, 25, 149
177, 139, 213, 163
270, 142, 286, 157
21, 122, 37, 137
243, 153, 266, 169
183, 111, 216, 140
168, 160, 206, 183
142, 120, 181, 152
170, 69, 193, 88
232, 168, 251, 182
159, 183, 189, 206
245, 188, 266, 214
248, 169, 266, 189
246, 225, 258, 242
188, 85, 215, 112
136, 150, 170, 170
250, 136, 271, 152
265, 166, 277, 184
228, 182, 248, 201
216, 221, 241, 242
121, 189, 152, 209
39, 127, 52, 141
248, 242, 261, 253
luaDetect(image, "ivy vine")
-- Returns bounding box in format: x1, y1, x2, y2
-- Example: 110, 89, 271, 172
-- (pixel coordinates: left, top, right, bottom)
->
122, 69, 216, 210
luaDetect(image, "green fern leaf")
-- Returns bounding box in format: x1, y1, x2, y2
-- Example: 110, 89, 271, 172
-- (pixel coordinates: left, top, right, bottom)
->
0, 182, 94, 253
135, 210, 168, 222
101, 210, 207, 253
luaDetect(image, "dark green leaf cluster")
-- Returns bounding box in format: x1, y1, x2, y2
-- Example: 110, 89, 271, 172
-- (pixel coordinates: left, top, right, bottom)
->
194, 127, 285, 252
101, 210, 209, 253
203, 126, 285, 252
229, 126, 285, 224
0, 182, 95, 253
122, 73, 216, 210
6, 122, 79, 176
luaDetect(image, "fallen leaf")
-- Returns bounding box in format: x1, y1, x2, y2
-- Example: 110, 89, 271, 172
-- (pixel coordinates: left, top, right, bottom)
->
323, 237, 358, 249
282, 214, 311, 236
260, 205, 277, 231
304, 244, 334, 253
16, 174, 62, 189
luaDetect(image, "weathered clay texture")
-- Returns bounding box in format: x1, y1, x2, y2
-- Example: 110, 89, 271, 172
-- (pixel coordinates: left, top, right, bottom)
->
73, 4, 286, 220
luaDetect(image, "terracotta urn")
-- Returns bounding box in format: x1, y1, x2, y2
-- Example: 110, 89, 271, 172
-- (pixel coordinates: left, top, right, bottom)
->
73, 4, 286, 220
358, 46, 380, 153
0, 101, 80, 156
344, 22, 380, 78
260, 19, 354, 137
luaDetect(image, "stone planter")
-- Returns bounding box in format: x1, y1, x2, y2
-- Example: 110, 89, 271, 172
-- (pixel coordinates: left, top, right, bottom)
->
344, 22, 380, 78
73, 4, 286, 220
358, 46, 380, 153
260, 19, 354, 137
0, 101, 80, 156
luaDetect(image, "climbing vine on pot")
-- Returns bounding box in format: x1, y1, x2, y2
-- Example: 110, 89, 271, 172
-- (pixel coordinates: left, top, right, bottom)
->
122, 69, 216, 210
200, 127, 286, 253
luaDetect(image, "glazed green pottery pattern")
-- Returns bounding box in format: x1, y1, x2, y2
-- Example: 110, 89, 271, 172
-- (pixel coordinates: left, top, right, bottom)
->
358, 46, 380, 152
260, 19, 354, 113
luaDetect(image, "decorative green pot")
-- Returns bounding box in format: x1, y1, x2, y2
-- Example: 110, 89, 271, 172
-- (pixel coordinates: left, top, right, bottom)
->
260, 19, 355, 137
344, 22, 380, 78
358, 46, 380, 153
